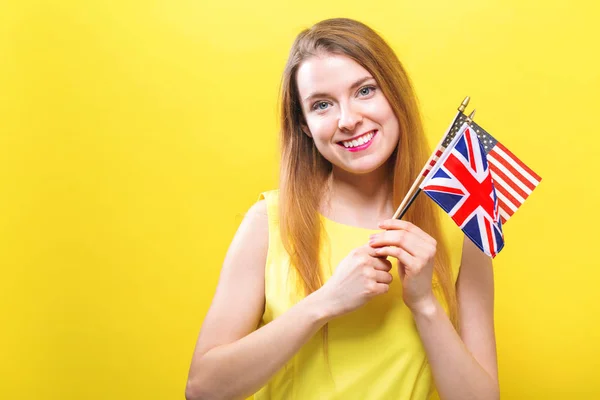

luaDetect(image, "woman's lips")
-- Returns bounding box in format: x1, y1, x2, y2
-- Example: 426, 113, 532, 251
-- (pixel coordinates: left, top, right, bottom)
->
338, 130, 377, 152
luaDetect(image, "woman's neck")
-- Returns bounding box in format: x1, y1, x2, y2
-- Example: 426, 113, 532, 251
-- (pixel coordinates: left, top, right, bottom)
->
321, 163, 395, 230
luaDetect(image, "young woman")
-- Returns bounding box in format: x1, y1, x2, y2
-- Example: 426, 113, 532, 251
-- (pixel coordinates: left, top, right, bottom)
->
186, 18, 499, 400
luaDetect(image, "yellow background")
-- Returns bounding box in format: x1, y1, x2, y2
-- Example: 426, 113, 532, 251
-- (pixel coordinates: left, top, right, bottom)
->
1, 0, 598, 398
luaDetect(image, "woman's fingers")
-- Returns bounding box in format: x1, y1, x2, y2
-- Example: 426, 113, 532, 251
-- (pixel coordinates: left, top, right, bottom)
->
369, 230, 429, 257
372, 256, 392, 271
373, 245, 414, 267
374, 270, 393, 284
377, 219, 437, 246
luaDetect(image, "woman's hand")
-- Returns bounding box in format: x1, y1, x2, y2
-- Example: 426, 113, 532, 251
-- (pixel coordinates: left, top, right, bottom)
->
319, 244, 393, 319
368, 219, 437, 313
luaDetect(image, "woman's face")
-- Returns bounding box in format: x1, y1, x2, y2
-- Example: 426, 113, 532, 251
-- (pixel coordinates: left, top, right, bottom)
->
296, 53, 400, 175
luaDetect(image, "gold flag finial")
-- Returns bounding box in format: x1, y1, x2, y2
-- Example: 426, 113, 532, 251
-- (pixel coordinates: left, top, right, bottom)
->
465, 109, 476, 124
458, 96, 470, 113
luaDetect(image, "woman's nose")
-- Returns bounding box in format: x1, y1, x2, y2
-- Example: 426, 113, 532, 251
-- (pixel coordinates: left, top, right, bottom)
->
338, 103, 363, 132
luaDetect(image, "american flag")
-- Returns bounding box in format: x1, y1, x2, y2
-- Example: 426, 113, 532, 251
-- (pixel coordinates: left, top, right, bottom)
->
469, 120, 542, 224
425, 113, 541, 224
420, 123, 504, 258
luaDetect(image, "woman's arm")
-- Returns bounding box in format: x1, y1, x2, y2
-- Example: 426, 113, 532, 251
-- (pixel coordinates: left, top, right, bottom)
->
410, 237, 500, 400
185, 200, 330, 400
369, 221, 499, 400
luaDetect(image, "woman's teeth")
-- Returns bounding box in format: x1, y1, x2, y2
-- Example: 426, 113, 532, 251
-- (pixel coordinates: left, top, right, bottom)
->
341, 131, 375, 148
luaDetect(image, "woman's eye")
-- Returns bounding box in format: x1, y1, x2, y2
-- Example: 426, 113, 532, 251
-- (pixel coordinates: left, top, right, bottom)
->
313, 101, 330, 111
358, 86, 376, 96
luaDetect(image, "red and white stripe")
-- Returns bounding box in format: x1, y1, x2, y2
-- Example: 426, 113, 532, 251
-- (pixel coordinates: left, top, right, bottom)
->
487, 143, 542, 224
422, 146, 444, 177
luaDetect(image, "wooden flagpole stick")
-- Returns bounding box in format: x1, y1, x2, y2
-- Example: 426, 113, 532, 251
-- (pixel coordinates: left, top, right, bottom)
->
393, 108, 476, 220
392, 97, 471, 219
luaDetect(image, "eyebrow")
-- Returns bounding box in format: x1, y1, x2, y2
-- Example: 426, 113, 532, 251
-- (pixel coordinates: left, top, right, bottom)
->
302, 76, 376, 103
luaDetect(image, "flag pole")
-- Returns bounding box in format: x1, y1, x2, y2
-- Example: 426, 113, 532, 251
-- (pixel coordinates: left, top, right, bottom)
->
392, 97, 471, 219
394, 108, 476, 220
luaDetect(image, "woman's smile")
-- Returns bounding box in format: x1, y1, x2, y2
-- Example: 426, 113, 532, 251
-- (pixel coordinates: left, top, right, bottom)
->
337, 130, 377, 152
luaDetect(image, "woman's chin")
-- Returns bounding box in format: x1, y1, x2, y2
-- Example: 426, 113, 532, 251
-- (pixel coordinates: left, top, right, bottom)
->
334, 159, 390, 176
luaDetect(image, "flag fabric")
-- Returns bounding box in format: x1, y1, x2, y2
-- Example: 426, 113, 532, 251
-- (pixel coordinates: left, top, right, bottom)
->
424, 113, 542, 224
423, 147, 444, 178
422, 113, 470, 177
468, 120, 542, 224
420, 123, 505, 258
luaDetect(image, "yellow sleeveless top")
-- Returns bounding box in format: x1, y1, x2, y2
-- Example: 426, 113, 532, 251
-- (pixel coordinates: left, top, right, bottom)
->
253, 190, 463, 400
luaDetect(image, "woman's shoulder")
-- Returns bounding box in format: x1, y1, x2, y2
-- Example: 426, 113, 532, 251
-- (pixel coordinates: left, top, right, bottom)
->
256, 189, 280, 222
248, 197, 268, 219
236, 197, 269, 245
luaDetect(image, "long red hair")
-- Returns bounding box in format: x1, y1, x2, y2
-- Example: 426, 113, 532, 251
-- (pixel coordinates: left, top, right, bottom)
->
278, 18, 459, 344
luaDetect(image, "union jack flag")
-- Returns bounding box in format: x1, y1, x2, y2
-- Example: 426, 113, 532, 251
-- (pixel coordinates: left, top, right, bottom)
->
425, 113, 542, 224
420, 123, 505, 258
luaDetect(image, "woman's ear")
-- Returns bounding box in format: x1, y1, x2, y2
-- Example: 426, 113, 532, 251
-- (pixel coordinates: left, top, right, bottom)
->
301, 122, 312, 138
